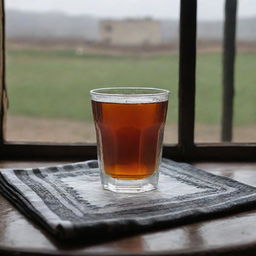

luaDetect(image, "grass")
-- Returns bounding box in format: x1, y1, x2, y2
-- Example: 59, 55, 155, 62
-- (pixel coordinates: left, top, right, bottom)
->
6, 48, 256, 125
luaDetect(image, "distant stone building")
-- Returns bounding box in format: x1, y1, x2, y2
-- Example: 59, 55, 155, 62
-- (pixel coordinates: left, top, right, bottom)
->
100, 19, 162, 46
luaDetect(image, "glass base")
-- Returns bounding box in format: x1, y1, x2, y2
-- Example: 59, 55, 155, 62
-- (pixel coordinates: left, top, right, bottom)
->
101, 171, 159, 193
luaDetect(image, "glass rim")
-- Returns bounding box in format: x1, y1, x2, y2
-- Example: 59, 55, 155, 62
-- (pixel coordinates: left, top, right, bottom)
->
90, 87, 170, 97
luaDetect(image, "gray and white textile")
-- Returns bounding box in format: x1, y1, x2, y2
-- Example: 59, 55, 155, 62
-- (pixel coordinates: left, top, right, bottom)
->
0, 158, 256, 241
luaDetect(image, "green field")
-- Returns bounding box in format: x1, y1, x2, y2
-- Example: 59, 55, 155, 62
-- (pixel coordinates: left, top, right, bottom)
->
6, 49, 256, 125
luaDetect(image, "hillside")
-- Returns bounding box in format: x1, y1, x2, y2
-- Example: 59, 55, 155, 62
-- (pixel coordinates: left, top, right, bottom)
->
5, 9, 256, 42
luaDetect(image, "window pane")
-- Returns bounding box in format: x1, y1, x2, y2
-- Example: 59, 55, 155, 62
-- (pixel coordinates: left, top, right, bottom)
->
233, 0, 256, 142
195, 0, 224, 142
195, 0, 256, 143
5, 0, 179, 144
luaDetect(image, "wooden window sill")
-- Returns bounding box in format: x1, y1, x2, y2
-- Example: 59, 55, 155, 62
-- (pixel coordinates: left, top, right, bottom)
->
0, 160, 256, 255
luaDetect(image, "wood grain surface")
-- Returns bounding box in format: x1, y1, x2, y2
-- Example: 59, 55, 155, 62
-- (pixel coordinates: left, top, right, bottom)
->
0, 161, 256, 256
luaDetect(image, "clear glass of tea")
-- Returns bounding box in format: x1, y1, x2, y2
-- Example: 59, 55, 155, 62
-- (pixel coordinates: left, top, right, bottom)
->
90, 87, 170, 193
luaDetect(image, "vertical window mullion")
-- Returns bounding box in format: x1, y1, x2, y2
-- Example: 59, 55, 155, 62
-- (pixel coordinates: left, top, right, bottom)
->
178, 0, 197, 158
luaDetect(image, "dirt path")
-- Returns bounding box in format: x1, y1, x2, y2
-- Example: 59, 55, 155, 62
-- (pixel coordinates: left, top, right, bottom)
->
5, 116, 256, 143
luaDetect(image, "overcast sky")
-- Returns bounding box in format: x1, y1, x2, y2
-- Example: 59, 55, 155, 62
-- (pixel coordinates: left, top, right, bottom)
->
5, 0, 256, 20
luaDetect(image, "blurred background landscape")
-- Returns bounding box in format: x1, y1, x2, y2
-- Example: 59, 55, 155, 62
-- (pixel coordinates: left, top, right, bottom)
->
4, 0, 256, 143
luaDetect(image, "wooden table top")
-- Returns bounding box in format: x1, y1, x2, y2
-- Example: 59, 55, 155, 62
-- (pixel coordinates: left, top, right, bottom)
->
0, 161, 256, 256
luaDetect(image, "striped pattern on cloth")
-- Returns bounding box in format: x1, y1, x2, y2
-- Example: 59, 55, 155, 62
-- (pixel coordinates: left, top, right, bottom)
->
0, 158, 256, 241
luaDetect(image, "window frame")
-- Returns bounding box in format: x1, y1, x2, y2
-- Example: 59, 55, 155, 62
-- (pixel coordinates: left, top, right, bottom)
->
0, 0, 255, 161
